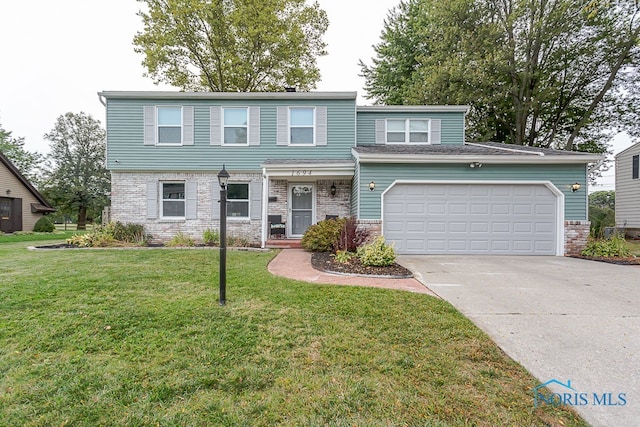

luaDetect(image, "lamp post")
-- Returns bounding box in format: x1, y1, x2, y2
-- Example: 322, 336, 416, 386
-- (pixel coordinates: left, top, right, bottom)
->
217, 165, 230, 306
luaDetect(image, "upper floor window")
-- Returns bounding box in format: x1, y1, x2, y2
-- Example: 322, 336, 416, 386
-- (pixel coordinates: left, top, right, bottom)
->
290, 107, 315, 145
157, 106, 182, 145
223, 108, 248, 145
633, 155, 639, 179
227, 183, 249, 218
161, 182, 185, 218
387, 119, 429, 144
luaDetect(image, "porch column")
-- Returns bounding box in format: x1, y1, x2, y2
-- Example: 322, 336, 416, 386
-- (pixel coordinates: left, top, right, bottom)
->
261, 168, 268, 248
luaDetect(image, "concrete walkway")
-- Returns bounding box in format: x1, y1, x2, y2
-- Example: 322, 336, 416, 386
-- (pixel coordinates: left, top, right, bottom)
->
268, 249, 437, 297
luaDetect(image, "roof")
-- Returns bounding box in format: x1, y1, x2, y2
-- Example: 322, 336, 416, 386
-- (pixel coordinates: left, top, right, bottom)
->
614, 142, 640, 159
352, 142, 603, 164
0, 151, 55, 211
98, 91, 357, 101
357, 105, 470, 113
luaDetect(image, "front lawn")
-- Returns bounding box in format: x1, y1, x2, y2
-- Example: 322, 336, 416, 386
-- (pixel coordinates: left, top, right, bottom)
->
0, 241, 585, 426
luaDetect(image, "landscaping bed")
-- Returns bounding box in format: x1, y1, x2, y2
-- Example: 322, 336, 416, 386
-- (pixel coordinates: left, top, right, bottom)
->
311, 251, 413, 277
571, 255, 640, 265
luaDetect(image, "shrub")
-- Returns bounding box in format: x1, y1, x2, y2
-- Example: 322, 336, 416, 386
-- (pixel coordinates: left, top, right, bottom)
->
333, 250, 354, 264
227, 234, 251, 247
105, 221, 147, 244
33, 216, 55, 232
203, 228, 220, 246
334, 217, 369, 253
166, 232, 195, 247
581, 234, 632, 258
357, 236, 397, 267
66, 222, 147, 247
301, 217, 346, 252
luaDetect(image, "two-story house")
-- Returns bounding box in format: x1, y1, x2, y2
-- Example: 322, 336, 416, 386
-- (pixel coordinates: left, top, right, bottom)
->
98, 90, 600, 255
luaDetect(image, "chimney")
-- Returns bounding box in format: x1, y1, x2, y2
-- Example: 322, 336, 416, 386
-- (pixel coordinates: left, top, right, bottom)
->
285, 87, 296, 92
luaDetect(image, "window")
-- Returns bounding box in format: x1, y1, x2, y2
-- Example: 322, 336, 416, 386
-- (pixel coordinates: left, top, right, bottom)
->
290, 107, 314, 144
162, 182, 185, 218
227, 183, 249, 218
157, 106, 182, 144
386, 119, 429, 144
223, 107, 248, 144
633, 155, 639, 179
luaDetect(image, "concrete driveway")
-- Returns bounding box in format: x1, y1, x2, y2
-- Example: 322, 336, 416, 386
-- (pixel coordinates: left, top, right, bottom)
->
398, 255, 640, 427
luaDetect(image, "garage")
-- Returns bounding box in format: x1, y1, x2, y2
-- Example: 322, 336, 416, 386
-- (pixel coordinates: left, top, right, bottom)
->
383, 183, 560, 255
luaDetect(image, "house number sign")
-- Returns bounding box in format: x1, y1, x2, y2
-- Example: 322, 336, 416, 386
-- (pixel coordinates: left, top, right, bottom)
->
290, 170, 312, 176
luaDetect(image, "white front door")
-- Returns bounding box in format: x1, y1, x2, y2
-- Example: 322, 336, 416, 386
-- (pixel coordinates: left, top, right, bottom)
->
289, 184, 314, 237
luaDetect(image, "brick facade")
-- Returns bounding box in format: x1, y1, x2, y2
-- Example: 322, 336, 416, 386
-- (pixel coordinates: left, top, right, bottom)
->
564, 220, 590, 256
111, 171, 261, 244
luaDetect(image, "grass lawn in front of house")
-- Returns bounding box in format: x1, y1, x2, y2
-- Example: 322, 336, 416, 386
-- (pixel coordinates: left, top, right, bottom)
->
0, 241, 586, 426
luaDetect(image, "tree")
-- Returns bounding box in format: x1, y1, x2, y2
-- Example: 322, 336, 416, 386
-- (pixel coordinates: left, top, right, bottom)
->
361, 0, 640, 156
0, 122, 43, 184
43, 113, 110, 230
589, 190, 615, 210
133, 0, 329, 92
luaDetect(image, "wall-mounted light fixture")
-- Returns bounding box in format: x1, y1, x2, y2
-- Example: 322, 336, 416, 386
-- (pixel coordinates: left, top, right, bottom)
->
369, 181, 376, 191
571, 182, 581, 192
5, 189, 10, 195
330, 182, 337, 196
469, 162, 483, 168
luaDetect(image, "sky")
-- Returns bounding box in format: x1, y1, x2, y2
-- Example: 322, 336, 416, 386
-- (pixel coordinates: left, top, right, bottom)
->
0, 0, 633, 190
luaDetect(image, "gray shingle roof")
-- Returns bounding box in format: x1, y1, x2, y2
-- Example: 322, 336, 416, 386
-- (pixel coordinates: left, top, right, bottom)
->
352, 142, 593, 156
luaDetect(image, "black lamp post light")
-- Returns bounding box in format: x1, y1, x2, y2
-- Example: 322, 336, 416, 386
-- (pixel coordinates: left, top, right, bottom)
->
217, 165, 230, 306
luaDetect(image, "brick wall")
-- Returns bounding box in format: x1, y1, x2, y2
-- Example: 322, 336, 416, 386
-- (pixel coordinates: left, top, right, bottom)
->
111, 171, 261, 244
564, 220, 590, 256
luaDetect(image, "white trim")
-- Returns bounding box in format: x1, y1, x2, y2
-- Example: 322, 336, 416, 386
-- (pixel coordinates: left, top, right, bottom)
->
160, 181, 186, 219
288, 106, 316, 146
156, 105, 183, 146
100, 91, 357, 101
221, 106, 250, 146
226, 181, 250, 220
380, 180, 565, 256
288, 183, 315, 237
385, 118, 431, 145
352, 151, 602, 164
261, 168, 268, 248
357, 105, 470, 113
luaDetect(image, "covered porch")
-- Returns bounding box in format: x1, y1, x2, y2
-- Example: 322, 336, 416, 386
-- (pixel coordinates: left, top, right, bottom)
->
260, 159, 355, 247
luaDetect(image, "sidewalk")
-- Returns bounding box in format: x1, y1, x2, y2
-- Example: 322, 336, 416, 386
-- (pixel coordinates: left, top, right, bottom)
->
268, 249, 438, 297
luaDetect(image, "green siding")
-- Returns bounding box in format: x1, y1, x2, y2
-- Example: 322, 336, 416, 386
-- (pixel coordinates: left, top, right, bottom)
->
357, 163, 588, 220
106, 98, 356, 171
356, 111, 465, 145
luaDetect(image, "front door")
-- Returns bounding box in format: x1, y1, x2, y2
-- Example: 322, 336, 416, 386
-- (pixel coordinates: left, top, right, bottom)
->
0, 197, 20, 233
289, 184, 314, 237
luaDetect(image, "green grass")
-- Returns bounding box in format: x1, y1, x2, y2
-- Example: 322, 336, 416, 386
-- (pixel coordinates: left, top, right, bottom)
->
0, 241, 586, 426
0, 231, 80, 244
627, 239, 640, 256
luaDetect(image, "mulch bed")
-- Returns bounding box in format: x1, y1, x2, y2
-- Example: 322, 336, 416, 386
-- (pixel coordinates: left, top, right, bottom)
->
311, 251, 413, 278
571, 255, 640, 265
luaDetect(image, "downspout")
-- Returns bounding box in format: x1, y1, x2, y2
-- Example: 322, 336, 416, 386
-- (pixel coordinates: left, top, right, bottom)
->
261, 167, 268, 248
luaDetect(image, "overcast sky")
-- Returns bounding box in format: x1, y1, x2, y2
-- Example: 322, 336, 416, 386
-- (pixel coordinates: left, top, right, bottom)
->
0, 0, 631, 190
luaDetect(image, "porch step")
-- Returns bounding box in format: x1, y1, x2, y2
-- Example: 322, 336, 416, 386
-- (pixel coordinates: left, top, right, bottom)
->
266, 239, 302, 249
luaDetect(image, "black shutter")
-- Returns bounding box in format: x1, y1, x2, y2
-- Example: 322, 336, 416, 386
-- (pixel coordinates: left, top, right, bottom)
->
633, 155, 639, 179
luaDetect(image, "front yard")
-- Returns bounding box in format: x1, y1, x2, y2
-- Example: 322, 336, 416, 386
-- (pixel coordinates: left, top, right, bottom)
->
0, 236, 585, 426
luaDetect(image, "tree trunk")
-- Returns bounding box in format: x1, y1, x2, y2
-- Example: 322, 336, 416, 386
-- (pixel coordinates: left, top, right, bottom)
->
77, 206, 87, 230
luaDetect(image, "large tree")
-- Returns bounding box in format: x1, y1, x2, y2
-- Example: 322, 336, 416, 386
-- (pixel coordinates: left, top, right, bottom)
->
133, 0, 329, 92
0, 122, 43, 184
361, 0, 640, 154
43, 113, 110, 230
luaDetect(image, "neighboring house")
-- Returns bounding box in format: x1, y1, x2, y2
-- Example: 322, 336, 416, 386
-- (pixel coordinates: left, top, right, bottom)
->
98, 90, 600, 255
615, 143, 640, 236
0, 151, 55, 232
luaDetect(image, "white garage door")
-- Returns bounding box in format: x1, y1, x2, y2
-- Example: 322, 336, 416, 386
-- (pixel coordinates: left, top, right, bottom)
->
384, 183, 558, 255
